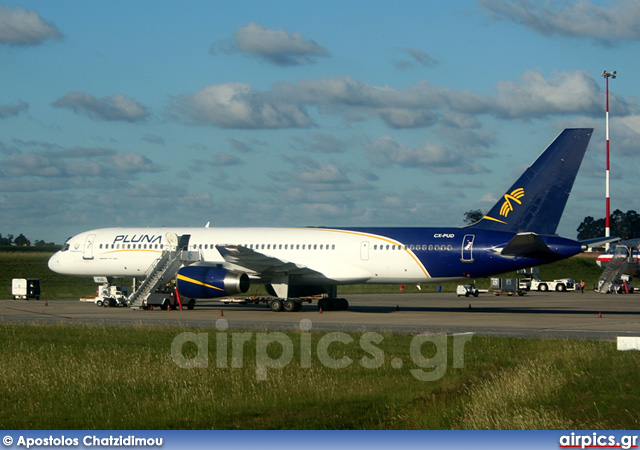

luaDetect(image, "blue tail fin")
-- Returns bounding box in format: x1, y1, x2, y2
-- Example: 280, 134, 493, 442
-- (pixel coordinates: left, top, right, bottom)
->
468, 128, 593, 235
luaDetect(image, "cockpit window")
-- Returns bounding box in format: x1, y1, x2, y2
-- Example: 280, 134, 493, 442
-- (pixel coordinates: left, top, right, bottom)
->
61, 243, 70, 252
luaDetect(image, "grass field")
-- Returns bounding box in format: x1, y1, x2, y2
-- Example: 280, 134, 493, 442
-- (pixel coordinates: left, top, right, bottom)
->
0, 323, 639, 429
0, 251, 604, 299
1, 251, 637, 430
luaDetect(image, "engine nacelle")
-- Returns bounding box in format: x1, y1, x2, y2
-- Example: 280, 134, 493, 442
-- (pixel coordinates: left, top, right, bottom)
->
176, 266, 250, 299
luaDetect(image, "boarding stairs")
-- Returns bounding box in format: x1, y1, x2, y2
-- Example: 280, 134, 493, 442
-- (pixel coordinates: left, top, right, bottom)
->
127, 234, 200, 309
597, 245, 631, 294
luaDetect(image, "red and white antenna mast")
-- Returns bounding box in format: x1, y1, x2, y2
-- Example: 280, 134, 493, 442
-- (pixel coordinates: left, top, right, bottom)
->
602, 70, 616, 249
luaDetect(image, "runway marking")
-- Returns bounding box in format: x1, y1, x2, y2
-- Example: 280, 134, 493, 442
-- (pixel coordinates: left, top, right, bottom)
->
4, 306, 73, 320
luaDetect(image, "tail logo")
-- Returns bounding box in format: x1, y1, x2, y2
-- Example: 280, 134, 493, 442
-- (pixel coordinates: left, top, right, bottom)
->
499, 188, 525, 218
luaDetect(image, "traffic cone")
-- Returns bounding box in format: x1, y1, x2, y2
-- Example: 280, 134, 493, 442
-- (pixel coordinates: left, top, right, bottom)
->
220, 309, 224, 317
45, 299, 48, 307
319, 307, 323, 314
599, 311, 602, 318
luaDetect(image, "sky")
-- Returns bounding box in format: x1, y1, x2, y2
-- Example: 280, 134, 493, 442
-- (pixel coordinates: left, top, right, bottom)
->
1, 0, 640, 245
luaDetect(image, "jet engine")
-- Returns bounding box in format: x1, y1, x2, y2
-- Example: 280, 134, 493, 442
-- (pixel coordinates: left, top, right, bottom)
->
176, 266, 249, 299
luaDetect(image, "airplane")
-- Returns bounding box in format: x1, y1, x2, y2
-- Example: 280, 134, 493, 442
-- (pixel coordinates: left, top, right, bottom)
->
595, 239, 640, 293
49, 128, 594, 312
596, 240, 639, 269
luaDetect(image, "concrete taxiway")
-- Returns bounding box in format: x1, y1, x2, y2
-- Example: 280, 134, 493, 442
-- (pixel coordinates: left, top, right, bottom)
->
2, 290, 640, 341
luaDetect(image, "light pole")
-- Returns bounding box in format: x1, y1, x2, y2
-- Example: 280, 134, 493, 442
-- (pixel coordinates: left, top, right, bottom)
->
602, 70, 616, 249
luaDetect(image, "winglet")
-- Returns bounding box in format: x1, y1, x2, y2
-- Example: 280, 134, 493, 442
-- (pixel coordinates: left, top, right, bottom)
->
468, 128, 593, 235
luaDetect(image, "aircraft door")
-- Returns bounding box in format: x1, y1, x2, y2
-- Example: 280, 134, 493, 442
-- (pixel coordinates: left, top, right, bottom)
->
461, 234, 475, 262
177, 234, 191, 251
83, 234, 96, 260
360, 241, 370, 261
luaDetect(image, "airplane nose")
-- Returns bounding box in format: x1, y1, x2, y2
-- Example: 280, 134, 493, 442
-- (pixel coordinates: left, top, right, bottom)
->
48, 252, 60, 273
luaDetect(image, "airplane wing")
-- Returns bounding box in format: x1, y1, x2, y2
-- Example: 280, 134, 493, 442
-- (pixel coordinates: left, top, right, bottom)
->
214, 244, 312, 276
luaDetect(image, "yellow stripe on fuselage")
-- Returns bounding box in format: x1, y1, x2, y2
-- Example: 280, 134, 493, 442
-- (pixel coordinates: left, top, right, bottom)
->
298, 228, 431, 278
102, 249, 162, 255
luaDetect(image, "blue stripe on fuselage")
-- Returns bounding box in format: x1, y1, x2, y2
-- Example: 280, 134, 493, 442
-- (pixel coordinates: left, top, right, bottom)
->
343, 227, 583, 279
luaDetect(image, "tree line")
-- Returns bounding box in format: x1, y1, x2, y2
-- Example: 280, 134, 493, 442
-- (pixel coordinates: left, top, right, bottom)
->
576, 210, 640, 241
464, 209, 640, 240
0, 233, 56, 247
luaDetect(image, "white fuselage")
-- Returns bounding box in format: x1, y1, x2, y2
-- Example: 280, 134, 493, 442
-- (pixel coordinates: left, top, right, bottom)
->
48, 226, 438, 285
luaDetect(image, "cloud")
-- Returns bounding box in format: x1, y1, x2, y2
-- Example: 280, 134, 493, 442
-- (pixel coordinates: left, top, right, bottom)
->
0, 101, 28, 118
275, 75, 492, 127
213, 152, 242, 166
269, 156, 373, 198
394, 48, 438, 70
214, 22, 329, 66
170, 70, 633, 131
0, 5, 62, 46
365, 135, 489, 174
143, 134, 165, 145
229, 138, 254, 153
479, 0, 640, 43
260, 156, 380, 225
0, 144, 160, 180
169, 82, 312, 128
290, 132, 349, 153
492, 70, 605, 118
51, 92, 149, 122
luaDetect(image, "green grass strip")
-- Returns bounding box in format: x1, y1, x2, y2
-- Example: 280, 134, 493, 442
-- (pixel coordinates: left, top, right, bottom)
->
1, 323, 639, 429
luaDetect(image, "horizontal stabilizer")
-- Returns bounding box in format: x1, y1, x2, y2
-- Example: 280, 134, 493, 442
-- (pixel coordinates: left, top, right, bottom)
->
501, 232, 556, 259
580, 236, 620, 248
